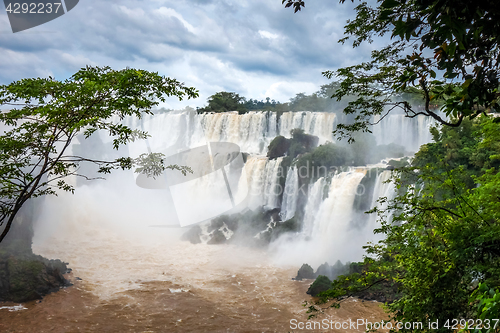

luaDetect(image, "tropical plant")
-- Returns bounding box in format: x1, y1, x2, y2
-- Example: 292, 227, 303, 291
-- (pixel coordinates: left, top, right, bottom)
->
0, 66, 198, 243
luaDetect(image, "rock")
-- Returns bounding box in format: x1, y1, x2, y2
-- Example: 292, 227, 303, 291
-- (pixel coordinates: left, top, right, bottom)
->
207, 230, 227, 245
267, 136, 291, 159
0, 255, 70, 303
0, 200, 71, 303
315, 262, 333, 280
180, 225, 202, 244
352, 280, 401, 303
307, 275, 332, 297
293, 263, 316, 280
207, 218, 225, 233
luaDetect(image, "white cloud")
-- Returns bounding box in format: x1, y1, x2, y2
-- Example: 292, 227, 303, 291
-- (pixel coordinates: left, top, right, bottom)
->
263, 81, 320, 102
258, 30, 279, 40
155, 7, 197, 34
0, 0, 375, 108
59, 53, 98, 68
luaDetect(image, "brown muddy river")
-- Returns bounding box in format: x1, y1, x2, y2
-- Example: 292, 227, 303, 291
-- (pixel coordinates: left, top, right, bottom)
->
0, 195, 388, 332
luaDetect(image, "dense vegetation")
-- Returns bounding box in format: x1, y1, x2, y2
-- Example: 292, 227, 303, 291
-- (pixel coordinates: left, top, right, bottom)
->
197, 91, 248, 114
306, 117, 500, 331
284, 0, 500, 141
197, 82, 363, 114
281, 0, 500, 330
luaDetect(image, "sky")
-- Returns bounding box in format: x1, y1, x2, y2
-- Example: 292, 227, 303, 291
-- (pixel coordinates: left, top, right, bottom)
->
0, 0, 377, 109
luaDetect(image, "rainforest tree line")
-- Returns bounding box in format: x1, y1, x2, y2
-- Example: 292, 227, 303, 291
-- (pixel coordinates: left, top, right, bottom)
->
196, 82, 363, 114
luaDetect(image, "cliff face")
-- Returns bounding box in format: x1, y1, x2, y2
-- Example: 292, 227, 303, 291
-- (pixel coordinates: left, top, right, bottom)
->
0, 200, 71, 303
0, 253, 70, 302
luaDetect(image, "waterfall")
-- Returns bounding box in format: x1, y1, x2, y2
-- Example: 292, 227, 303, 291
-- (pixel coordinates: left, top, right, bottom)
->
311, 170, 366, 243
369, 170, 397, 225
270, 170, 368, 266
242, 156, 283, 210
114, 109, 436, 156
118, 110, 338, 155
280, 166, 299, 221
302, 177, 325, 236
373, 113, 436, 152
278, 111, 337, 143
263, 157, 284, 209
98, 109, 437, 265
370, 170, 396, 211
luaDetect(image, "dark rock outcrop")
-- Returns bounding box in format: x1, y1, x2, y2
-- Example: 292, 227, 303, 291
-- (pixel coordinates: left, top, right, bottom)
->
306, 275, 332, 297
293, 263, 316, 280
0, 199, 71, 303
315, 263, 333, 280
0, 253, 70, 302
180, 225, 202, 244
207, 229, 227, 244
352, 280, 401, 303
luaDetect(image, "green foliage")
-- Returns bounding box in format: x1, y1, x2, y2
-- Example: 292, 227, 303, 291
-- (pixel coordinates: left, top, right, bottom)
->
267, 135, 291, 159
283, 0, 500, 325
307, 275, 332, 297
0, 66, 198, 243
464, 283, 500, 333
387, 157, 410, 169
310, 117, 500, 331
244, 97, 287, 111
266, 128, 318, 162
198, 91, 248, 114
288, 128, 319, 158
296, 142, 349, 176
284, 0, 500, 142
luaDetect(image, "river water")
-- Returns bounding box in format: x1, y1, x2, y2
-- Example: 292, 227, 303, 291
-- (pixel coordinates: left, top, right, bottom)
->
0, 198, 387, 332
0, 107, 412, 332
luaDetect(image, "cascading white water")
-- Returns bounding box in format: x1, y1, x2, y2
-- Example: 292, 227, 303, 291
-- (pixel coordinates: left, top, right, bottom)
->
280, 166, 299, 221
263, 157, 284, 209
271, 170, 368, 266
370, 170, 396, 218
119, 110, 437, 156
99, 110, 435, 265
241, 156, 283, 210
301, 177, 326, 237
372, 113, 436, 152
278, 112, 337, 143
118, 110, 339, 155
311, 170, 366, 247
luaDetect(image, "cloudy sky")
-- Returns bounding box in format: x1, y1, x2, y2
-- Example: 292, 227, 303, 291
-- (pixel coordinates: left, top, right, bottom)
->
0, 0, 376, 109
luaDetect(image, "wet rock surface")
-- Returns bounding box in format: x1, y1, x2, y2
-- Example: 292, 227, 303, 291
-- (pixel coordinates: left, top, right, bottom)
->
0, 252, 71, 303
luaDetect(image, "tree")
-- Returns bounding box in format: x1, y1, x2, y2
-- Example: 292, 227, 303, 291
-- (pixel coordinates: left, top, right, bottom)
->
198, 91, 248, 114
308, 117, 500, 332
0, 66, 198, 243
283, 1, 500, 330
283, 0, 500, 142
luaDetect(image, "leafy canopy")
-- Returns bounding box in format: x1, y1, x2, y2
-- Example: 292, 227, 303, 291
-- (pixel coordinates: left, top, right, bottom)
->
198, 91, 248, 114
0, 66, 198, 243
307, 117, 500, 331
283, 0, 500, 330
284, 0, 500, 141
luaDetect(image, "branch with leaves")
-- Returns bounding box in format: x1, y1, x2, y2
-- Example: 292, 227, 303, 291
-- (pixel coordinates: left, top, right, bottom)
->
0, 66, 198, 243
283, 0, 500, 142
